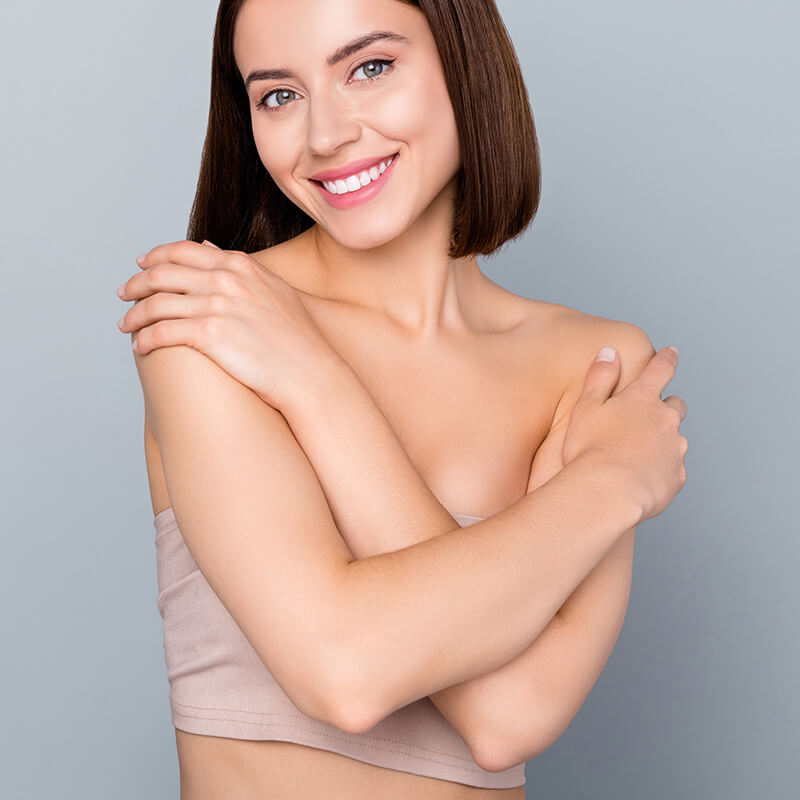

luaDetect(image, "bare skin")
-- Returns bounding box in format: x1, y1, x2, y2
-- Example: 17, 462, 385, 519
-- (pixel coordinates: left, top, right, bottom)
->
142, 227, 617, 798
127, 0, 683, 793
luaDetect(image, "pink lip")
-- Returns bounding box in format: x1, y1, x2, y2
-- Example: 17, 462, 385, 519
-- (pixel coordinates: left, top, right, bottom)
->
310, 152, 398, 183
312, 152, 399, 210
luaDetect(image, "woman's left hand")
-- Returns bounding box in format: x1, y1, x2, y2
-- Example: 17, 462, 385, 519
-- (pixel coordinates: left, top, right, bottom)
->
116, 239, 336, 410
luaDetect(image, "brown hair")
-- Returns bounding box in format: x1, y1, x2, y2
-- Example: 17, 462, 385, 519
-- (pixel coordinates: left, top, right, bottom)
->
187, 0, 541, 259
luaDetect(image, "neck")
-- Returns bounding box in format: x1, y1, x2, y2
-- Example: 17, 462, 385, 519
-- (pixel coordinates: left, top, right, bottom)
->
299, 181, 484, 339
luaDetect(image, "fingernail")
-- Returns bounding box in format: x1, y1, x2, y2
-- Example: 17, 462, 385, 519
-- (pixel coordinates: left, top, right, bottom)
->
596, 346, 616, 362
136, 253, 146, 266
117, 284, 126, 298
117, 315, 126, 330
202, 240, 221, 249
668, 345, 680, 357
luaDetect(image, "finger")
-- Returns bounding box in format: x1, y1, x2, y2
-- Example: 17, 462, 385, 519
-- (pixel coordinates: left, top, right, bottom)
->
119, 292, 217, 333
132, 317, 209, 356
121, 263, 210, 301
576, 346, 621, 405
630, 346, 679, 397
662, 395, 687, 421
137, 239, 220, 271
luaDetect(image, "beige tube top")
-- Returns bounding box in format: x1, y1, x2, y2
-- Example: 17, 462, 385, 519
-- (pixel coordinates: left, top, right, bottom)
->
154, 506, 526, 789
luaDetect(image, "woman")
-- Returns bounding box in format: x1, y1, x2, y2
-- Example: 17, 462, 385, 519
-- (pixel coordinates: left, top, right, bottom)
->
117, 0, 688, 796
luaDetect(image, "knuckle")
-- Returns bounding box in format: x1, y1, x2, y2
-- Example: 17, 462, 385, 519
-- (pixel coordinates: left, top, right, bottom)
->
149, 293, 168, 315
213, 269, 238, 295
173, 240, 192, 261
149, 321, 166, 346
202, 315, 222, 339
625, 382, 644, 401
231, 251, 253, 271
149, 263, 168, 289
208, 293, 229, 315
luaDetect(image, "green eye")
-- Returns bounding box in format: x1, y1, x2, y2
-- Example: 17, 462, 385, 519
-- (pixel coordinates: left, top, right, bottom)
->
259, 89, 298, 110
353, 60, 390, 80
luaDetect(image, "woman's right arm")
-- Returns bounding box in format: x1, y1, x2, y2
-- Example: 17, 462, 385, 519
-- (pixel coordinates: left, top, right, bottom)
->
133, 339, 641, 735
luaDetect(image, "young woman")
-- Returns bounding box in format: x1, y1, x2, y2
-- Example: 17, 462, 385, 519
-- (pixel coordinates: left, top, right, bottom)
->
117, 0, 688, 796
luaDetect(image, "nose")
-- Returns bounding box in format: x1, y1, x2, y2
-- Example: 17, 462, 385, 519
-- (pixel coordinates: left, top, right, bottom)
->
306, 90, 361, 157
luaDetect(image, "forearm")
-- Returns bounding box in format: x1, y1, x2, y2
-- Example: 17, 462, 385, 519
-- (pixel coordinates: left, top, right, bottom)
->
453, 526, 637, 771
284, 355, 504, 736
284, 357, 642, 730
283, 354, 452, 560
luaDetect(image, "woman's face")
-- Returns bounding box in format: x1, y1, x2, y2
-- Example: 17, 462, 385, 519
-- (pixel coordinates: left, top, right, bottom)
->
233, 0, 461, 250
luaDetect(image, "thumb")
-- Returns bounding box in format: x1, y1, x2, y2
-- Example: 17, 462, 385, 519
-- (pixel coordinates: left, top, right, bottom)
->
579, 346, 620, 404
202, 239, 222, 249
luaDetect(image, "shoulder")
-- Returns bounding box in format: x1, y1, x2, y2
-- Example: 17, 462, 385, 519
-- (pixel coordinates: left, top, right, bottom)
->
515, 298, 656, 428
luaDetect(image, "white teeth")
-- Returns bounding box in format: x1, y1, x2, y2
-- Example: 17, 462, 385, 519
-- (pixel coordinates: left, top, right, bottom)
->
320, 154, 397, 195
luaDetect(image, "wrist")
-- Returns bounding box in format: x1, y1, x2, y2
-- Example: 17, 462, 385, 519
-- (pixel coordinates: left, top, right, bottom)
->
566, 450, 645, 531
280, 349, 359, 426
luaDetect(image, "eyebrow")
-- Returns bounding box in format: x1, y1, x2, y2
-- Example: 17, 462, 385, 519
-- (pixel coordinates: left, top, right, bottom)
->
244, 30, 409, 90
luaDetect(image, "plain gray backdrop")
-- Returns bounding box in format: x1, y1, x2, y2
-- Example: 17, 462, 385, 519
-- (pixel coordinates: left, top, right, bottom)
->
1, 0, 796, 797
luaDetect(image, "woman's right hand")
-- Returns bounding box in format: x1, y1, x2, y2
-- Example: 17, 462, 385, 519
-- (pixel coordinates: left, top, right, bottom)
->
561, 345, 688, 524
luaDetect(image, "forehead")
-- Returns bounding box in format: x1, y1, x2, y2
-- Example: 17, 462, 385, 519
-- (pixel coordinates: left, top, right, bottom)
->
233, 0, 422, 75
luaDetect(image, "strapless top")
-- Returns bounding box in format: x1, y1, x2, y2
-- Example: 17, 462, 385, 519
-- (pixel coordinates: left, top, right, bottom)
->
154, 505, 526, 789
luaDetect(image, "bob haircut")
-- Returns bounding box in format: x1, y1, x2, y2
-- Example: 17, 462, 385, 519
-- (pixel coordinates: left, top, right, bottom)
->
187, 0, 541, 259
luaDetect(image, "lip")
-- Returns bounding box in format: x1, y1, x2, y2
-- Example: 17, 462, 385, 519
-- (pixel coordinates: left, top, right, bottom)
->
310, 152, 399, 183
312, 152, 399, 210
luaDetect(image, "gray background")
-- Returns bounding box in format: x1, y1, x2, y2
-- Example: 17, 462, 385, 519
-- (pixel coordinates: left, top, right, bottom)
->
1, 0, 796, 797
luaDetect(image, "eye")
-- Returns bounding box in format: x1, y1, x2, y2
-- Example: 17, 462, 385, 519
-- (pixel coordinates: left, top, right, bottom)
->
350, 58, 395, 82
257, 88, 299, 111
255, 58, 396, 113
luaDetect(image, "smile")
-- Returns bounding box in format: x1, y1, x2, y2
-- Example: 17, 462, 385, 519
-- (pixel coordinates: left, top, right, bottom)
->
318, 154, 397, 195
311, 152, 400, 209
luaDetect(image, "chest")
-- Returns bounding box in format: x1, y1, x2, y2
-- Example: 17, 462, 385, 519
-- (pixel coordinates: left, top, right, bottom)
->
145, 299, 566, 521
299, 299, 562, 516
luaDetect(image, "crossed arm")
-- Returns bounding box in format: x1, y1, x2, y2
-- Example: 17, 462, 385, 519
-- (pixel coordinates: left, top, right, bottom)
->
139, 305, 651, 770
274, 320, 654, 771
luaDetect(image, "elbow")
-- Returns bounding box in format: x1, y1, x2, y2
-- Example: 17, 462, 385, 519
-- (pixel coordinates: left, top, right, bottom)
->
311, 635, 382, 735
471, 707, 566, 773
325, 689, 380, 736
299, 569, 386, 735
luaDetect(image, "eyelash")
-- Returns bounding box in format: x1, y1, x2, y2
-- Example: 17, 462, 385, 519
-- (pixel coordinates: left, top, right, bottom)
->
255, 58, 397, 113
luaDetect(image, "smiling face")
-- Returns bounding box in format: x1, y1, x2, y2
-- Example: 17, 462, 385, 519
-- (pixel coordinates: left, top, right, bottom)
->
233, 0, 461, 251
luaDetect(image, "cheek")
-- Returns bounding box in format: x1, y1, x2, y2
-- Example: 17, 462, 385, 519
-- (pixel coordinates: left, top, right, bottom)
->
385, 67, 453, 127
251, 118, 299, 186
371, 68, 460, 176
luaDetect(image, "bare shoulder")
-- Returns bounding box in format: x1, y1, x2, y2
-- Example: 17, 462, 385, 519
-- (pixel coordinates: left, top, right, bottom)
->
514, 296, 656, 428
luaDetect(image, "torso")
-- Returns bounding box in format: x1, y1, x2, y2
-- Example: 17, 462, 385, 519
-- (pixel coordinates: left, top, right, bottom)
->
143, 234, 599, 798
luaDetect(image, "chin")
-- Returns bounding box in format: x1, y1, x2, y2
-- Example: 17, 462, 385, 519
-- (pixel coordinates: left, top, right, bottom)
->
332, 228, 400, 251
319, 211, 412, 252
